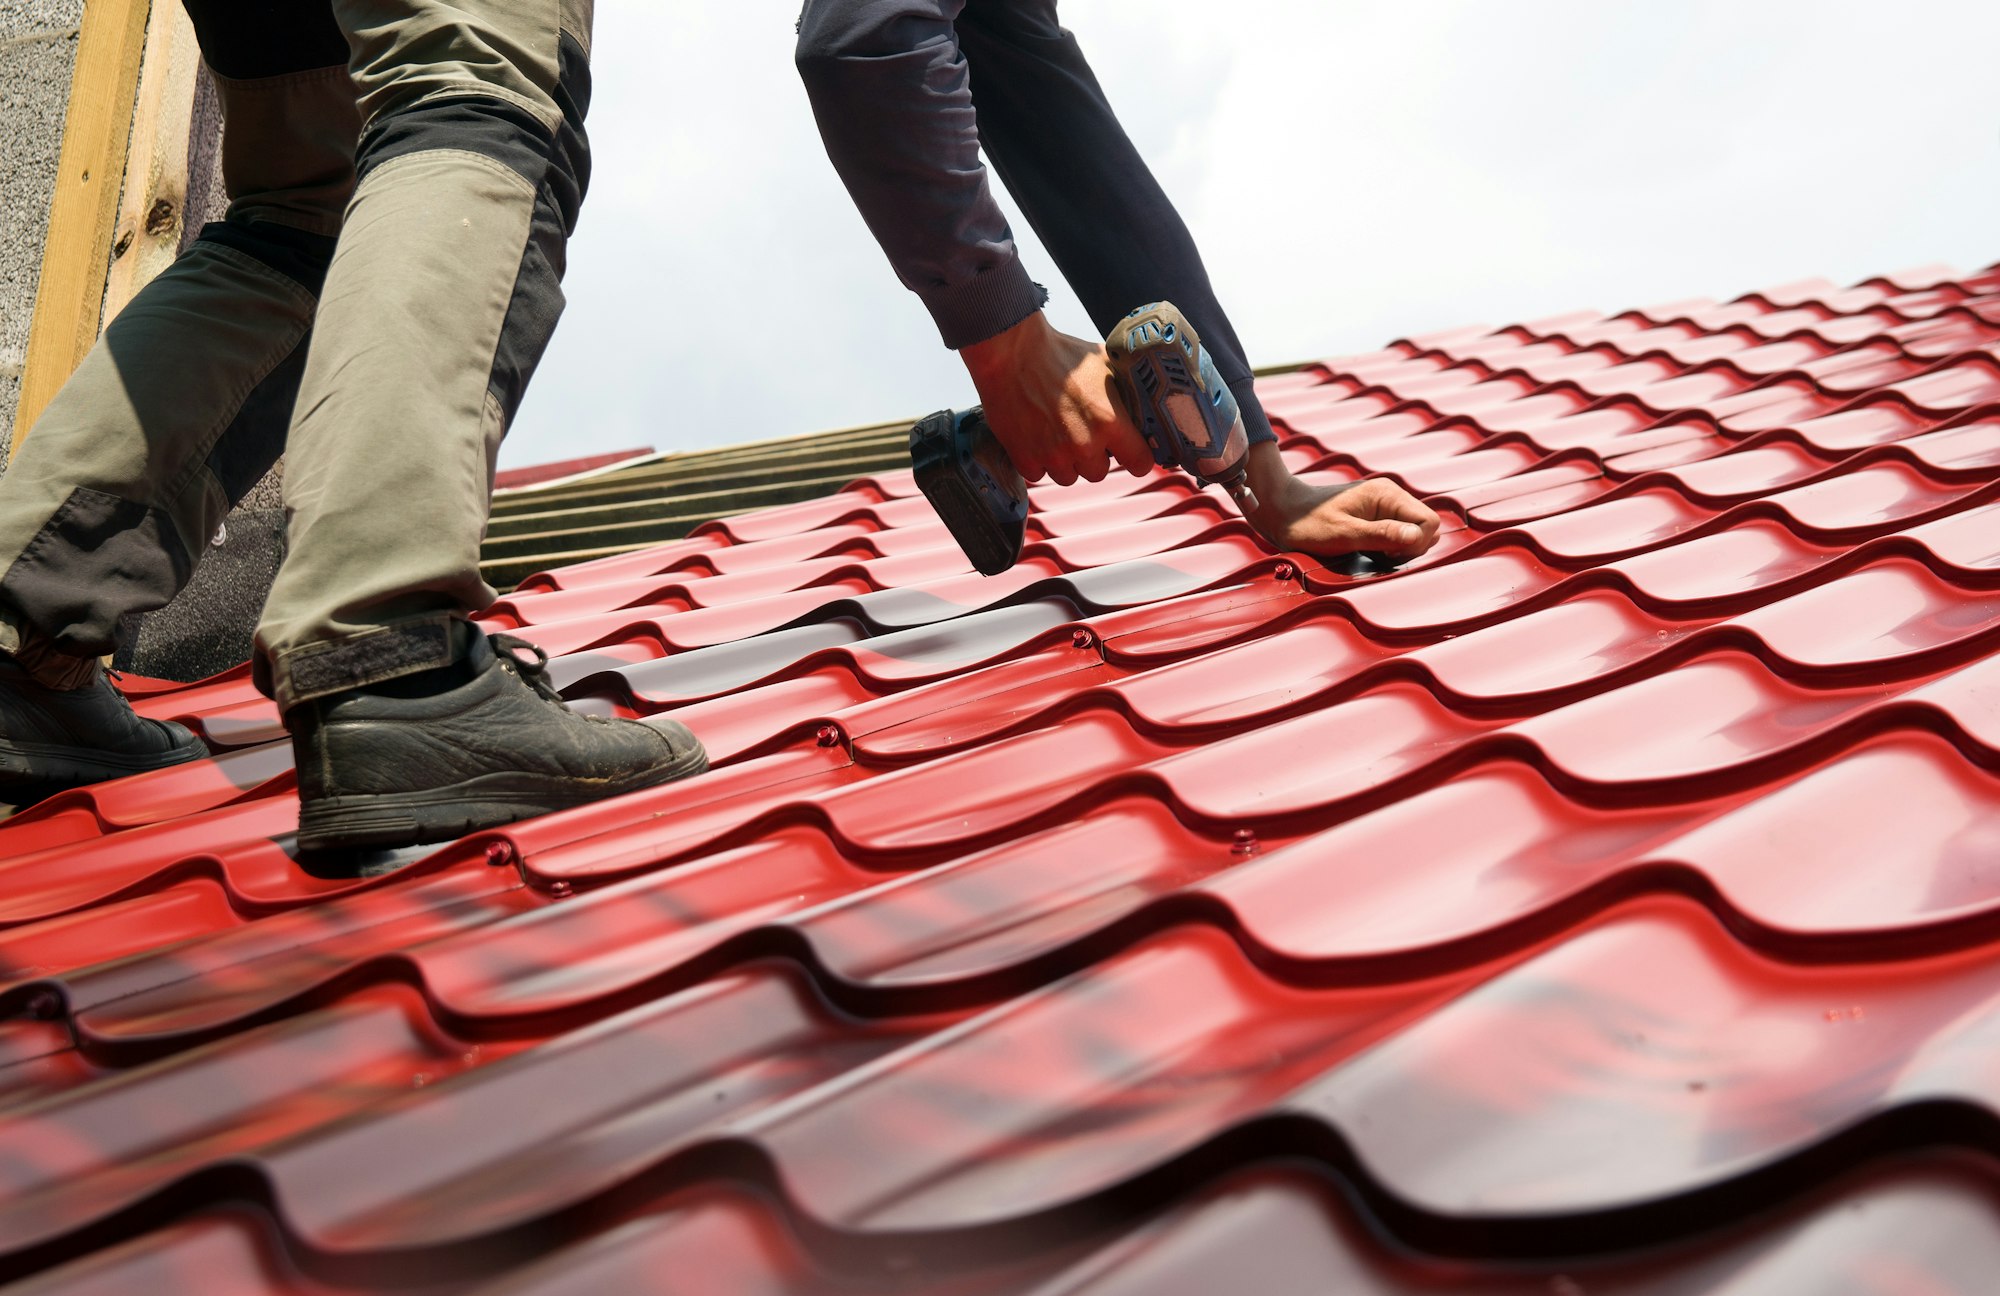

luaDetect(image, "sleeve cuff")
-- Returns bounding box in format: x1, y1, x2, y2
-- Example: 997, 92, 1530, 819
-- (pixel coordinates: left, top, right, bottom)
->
921, 255, 1049, 351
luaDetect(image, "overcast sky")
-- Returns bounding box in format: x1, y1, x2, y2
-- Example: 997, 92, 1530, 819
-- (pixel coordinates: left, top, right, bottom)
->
503, 1, 2000, 469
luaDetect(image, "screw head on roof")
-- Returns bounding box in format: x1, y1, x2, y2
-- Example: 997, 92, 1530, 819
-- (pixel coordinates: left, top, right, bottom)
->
1071, 628, 1094, 650
1273, 562, 1296, 582
483, 840, 516, 868
24, 989, 62, 1021
816, 724, 842, 748
547, 880, 575, 900
1231, 828, 1259, 857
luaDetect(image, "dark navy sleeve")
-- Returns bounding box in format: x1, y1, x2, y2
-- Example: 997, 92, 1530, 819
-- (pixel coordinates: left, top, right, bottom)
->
795, 0, 1274, 444
795, 0, 1048, 350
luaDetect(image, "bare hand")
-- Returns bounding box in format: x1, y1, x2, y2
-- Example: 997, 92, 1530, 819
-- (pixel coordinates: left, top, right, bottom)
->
959, 311, 1154, 486
1242, 443, 1441, 558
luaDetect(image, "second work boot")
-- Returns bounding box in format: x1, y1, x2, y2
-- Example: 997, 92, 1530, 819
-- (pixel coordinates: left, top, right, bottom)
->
289, 631, 708, 853
0, 631, 208, 801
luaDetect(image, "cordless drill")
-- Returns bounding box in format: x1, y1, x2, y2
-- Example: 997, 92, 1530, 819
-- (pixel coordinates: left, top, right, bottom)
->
911, 301, 1256, 575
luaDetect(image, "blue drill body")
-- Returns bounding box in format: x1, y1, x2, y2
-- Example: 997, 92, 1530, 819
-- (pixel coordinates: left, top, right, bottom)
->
1104, 302, 1257, 510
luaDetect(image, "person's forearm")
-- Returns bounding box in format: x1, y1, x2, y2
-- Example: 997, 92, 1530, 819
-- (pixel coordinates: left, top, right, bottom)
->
794, 1, 1045, 349
951, 2, 1276, 447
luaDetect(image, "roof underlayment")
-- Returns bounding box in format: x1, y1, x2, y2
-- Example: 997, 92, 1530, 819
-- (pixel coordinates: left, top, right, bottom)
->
4, 262, 2000, 1292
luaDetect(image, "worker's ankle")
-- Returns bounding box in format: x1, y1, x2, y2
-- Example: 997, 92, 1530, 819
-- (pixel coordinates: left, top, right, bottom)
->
0, 613, 101, 692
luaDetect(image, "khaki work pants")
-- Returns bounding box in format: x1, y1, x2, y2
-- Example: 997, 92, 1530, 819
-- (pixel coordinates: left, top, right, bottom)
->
0, 0, 594, 712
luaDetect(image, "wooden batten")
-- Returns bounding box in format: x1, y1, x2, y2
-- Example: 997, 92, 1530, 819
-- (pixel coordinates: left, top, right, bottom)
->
10, 0, 155, 456
101, 4, 203, 321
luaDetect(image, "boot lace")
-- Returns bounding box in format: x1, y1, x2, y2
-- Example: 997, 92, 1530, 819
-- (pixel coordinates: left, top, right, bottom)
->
491, 634, 568, 705
491, 633, 615, 725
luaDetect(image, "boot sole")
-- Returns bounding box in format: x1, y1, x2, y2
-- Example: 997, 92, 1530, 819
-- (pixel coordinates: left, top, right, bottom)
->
294, 743, 710, 854
0, 735, 208, 799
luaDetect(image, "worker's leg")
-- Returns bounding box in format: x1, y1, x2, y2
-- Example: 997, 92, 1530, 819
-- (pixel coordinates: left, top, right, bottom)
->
954, 0, 1275, 444
265, 1, 706, 853
0, 6, 353, 669
254, 0, 594, 712
0, 6, 355, 795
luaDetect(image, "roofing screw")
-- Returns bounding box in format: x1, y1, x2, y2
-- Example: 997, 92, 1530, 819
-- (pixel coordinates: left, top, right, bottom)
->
1272, 562, 1296, 583
1231, 828, 1260, 857
547, 880, 575, 900
1071, 628, 1094, 650
816, 724, 842, 748
23, 990, 61, 1021
483, 840, 516, 868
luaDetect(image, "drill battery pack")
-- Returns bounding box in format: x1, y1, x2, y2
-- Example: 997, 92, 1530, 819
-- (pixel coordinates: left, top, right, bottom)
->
909, 407, 1029, 576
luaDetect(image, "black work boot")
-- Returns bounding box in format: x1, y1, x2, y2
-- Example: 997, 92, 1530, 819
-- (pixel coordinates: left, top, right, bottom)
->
0, 623, 208, 801
289, 631, 708, 853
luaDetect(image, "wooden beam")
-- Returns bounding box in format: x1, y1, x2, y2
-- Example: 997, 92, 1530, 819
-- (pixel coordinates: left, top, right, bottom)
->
102, 3, 202, 321
10, 0, 154, 456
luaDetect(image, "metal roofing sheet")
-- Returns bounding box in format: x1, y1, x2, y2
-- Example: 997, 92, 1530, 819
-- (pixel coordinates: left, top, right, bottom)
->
4, 263, 2000, 1291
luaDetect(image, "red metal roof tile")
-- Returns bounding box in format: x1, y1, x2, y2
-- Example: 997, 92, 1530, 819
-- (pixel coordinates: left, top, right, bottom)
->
492, 448, 656, 493
6, 263, 2000, 1291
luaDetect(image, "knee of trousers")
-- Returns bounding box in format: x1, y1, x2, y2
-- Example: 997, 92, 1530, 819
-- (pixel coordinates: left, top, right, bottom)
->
354, 51, 591, 239
350, 70, 591, 428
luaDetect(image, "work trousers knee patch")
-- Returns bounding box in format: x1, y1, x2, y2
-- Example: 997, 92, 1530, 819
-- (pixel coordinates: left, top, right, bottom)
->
0, 488, 194, 657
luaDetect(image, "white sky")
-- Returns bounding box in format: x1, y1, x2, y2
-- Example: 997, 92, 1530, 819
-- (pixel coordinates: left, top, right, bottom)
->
504, 0, 2000, 469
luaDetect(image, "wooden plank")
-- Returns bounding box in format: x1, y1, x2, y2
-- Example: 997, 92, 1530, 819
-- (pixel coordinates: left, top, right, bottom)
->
488, 448, 911, 515
10, 0, 154, 456
101, 2, 201, 320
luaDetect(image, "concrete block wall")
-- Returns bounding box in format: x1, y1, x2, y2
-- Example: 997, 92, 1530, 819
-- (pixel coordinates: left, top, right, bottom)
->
0, 1, 85, 474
